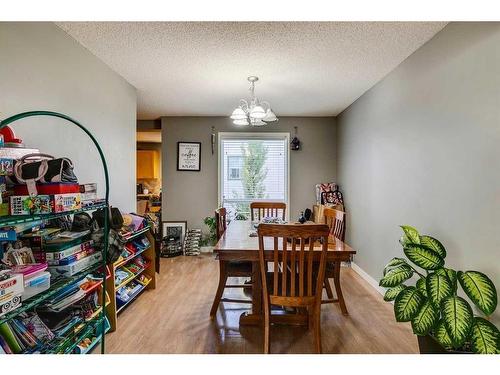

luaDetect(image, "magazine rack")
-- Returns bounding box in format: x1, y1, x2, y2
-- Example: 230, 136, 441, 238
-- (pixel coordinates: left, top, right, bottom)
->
0, 111, 109, 354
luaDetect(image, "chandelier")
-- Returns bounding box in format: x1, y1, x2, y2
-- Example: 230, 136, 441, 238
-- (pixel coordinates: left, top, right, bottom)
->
230, 76, 278, 126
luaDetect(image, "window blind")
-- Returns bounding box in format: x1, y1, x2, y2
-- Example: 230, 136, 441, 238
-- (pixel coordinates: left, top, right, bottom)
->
219, 134, 288, 219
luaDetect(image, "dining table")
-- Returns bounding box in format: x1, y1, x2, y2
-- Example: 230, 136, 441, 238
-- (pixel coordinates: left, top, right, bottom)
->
213, 220, 357, 326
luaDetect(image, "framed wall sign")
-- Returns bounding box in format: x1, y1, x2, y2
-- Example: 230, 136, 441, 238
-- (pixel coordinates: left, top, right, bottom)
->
177, 142, 201, 171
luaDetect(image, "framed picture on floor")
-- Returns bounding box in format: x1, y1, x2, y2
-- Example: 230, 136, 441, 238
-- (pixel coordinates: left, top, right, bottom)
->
161, 221, 187, 257
177, 141, 201, 171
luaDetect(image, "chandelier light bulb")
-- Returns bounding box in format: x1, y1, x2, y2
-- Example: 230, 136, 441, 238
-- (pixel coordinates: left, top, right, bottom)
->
233, 118, 249, 126
249, 105, 266, 119
230, 107, 247, 120
263, 108, 278, 122
251, 119, 267, 126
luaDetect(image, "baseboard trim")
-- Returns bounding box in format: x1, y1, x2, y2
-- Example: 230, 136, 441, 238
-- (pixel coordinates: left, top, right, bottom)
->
351, 262, 385, 296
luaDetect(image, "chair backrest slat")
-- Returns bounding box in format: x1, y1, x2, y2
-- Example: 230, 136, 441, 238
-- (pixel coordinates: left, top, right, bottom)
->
307, 239, 314, 296
215, 207, 227, 240
273, 236, 279, 295
299, 237, 305, 297
290, 238, 296, 296
281, 236, 287, 297
250, 202, 286, 221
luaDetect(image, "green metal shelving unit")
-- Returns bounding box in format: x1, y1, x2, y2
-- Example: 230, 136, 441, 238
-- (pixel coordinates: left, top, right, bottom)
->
0, 111, 110, 354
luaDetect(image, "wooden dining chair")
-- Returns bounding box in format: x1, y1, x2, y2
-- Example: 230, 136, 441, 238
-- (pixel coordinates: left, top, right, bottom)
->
322, 208, 348, 315
258, 223, 330, 353
250, 202, 286, 221
210, 207, 253, 317
215, 207, 227, 240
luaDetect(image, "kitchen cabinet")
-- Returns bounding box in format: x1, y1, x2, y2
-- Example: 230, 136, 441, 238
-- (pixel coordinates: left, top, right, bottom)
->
137, 150, 159, 179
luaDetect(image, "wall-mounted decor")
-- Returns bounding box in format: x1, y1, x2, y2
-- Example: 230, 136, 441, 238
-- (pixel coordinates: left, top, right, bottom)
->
160, 221, 187, 258
177, 142, 201, 171
290, 126, 301, 150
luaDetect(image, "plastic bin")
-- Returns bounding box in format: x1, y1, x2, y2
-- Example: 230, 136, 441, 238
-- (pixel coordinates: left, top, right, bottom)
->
23, 271, 51, 300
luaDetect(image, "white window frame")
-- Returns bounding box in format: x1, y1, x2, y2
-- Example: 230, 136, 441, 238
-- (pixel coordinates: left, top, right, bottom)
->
218, 132, 290, 221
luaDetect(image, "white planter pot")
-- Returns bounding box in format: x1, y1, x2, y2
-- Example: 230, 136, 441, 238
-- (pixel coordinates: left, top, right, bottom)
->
200, 246, 214, 253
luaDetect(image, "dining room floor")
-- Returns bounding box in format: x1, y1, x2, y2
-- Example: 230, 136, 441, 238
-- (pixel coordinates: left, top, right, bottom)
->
104, 254, 418, 354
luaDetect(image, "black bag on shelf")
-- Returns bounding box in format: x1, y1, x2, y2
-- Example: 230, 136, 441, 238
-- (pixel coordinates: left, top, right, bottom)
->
71, 212, 97, 232
91, 228, 124, 265
92, 207, 124, 230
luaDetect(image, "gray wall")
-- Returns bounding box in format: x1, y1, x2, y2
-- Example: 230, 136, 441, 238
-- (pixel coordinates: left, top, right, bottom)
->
162, 117, 336, 229
337, 22, 500, 321
0, 22, 137, 211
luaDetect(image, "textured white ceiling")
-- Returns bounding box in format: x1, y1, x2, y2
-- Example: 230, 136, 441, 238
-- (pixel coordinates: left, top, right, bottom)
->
56, 22, 447, 119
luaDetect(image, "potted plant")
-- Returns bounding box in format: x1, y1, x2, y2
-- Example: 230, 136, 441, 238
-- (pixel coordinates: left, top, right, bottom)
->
379, 225, 500, 354
199, 216, 217, 252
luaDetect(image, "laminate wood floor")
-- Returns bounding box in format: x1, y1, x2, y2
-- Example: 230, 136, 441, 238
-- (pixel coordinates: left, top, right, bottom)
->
104, 254, 418, 354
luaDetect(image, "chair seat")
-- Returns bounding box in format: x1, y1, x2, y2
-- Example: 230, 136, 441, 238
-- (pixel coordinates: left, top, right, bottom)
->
226, 260, 252, 276
265, 270, 320, 305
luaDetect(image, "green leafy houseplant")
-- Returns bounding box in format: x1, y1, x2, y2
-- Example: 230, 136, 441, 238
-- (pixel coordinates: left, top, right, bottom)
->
200, 216, 217, 247
380, 225, 500, 354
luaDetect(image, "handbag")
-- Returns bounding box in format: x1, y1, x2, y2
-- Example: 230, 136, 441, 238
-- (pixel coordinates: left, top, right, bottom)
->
92, 207, 124, 230
91, 228, 124, 265
10, 153, 78, 196
72, 212, 97, 232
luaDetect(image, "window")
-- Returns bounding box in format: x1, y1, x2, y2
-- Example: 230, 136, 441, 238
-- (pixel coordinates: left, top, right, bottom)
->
227, 156, 243, 180
219, 133, 289, 220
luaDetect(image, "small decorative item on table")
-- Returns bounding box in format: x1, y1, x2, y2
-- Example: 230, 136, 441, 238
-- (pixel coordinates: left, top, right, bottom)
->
249, 217, 286, 237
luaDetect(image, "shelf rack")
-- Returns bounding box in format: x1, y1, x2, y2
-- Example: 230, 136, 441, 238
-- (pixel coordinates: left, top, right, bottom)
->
116, 277, 151, 313
0, 111, 110, 354
0, 258, 103, 326
106, 226, 156, 331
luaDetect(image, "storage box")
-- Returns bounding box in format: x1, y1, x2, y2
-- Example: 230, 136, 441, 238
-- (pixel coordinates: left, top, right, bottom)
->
10, 263, 48, 279
10, 195, 53, 215
53, 193, 82, 212
14, 183, 80, 196
22, 271, 51, 300
48, 247, 96, 266
0, 158, 14, 176
21, 228, 62, 263
79, 183, 97, 202
0, 273, 23, 317
48, 252, 102, 278
44, 240, 94, 262
9, 193, 82, 215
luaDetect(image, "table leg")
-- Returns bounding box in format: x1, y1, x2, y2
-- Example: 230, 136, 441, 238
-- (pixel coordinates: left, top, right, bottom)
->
239, 261, 263, 325
251, 261, 262, 314
334, 261, 349, 315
